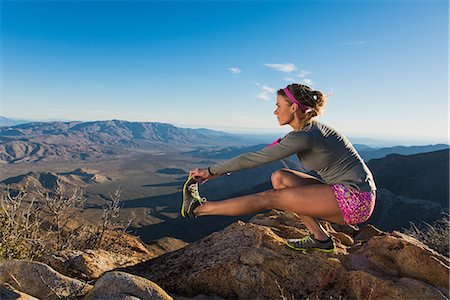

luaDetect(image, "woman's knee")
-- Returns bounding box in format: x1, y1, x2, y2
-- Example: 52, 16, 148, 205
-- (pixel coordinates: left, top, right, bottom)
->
271, 169, 290, 189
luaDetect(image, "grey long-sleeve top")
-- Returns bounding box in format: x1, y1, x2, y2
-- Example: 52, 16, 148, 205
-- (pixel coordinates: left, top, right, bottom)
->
209, 121, 376, 192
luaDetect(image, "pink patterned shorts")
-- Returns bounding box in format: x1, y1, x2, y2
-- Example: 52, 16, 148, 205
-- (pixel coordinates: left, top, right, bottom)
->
331, 184, 376, 225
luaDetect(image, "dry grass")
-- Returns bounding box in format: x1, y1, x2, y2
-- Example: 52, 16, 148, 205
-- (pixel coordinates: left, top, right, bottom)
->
404, 213, 449, 257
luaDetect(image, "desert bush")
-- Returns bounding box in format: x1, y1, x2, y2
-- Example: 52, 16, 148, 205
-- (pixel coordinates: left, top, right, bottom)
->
35, 179, 86, 251
0, 185, 46, 260
404, 214, 449, 257
81, 187, 131, 250
0, 177, 129, 260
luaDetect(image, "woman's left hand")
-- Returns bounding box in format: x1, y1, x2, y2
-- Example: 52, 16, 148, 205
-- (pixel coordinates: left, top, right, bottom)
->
189, 168, 218, 185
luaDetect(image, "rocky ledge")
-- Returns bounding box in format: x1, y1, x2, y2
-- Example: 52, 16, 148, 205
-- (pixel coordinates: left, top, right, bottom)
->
1, 210, 448, 299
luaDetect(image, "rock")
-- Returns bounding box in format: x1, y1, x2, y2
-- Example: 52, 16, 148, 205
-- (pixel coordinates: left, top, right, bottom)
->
250, 210, 306, 233
84, 271, 172, 300
39, 249, 150, 280
330, 223, 360, 237
99, 229, 152, 256
2, 210, 446, 300
146, 237, 189, 257
0, 283, 38, 300
122, 213, 448, 299
354, 224, 385, 241
0, 260, 92, 299
345, 270, 445, 299
39, 234, 186, 281
331, 232, 354, 246
124, 221, 349, 299
352, 232, 449, 290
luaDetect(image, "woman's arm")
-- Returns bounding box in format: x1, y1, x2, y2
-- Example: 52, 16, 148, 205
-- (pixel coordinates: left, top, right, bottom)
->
209, 131, 311, 176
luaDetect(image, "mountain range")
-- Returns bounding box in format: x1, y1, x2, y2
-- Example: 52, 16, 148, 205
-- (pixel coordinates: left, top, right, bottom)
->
0, 120, 267, 164
367, 149, 449, 208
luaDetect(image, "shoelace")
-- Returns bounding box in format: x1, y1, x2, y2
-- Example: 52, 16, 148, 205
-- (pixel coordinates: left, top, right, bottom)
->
289, 235, 314, 245
188, 184, 207, 204
300, 235, 314, 244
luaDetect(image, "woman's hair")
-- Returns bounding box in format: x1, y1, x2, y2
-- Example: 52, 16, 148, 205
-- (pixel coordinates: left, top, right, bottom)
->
277, 83, 327, 124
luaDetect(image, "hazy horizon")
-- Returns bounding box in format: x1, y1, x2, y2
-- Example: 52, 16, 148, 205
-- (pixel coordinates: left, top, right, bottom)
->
1, 115, 448, 147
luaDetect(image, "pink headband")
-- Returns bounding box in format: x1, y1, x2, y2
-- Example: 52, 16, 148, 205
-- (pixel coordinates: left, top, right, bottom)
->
283, 87, 312, 113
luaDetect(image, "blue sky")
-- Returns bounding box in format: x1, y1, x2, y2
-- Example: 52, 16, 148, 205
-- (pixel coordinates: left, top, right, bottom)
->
1, 0, 448, 145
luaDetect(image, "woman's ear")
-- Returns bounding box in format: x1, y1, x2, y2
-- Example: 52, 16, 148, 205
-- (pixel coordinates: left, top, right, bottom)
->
290, 103, 299, 112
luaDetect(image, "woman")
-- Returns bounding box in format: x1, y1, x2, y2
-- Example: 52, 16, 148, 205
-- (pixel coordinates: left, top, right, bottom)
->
182, 83, 376, 252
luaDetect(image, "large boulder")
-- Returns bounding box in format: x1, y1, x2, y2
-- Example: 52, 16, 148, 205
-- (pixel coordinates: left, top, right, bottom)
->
39, 249, 149, 280
349, 231, 449, 290
123, 211, 449, 299
84, 271, 172, 300
0, 260, 92, 299
39, 236, 188, 281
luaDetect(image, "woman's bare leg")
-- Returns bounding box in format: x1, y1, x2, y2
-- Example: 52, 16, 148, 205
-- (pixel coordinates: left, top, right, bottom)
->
194, 169, 344, 240
269, 169, 332, 240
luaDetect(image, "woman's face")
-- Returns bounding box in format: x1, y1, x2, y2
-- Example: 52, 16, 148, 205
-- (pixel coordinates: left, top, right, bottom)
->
274, 95, 294, 125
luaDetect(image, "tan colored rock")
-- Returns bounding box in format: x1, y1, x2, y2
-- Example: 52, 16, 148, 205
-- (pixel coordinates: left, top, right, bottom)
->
345, 270, 446, 299
330, 223, 360, 237
354, 224, 385, 241
146, 237, 189, 257
122, 212, 448, 300
331, 231, 354, 246
84, 271, 172, 300
1, 283, 38, 300
40, 249, 149, 280
100, 229, 151, 256
249, 210, 307, 237
124, 221, 349, 299
38, 234, 187, 281
356, 232, 450, 290
0, 260, 92, 299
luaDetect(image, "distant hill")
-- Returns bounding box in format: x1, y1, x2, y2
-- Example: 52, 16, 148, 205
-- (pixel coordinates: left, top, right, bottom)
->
0, 116, 32, 127
368, 188, 443, 231
359, 144, 449, 161
1, 168, 113, 195
0, 120, 260, 164
185, 140, 449, 165
183, 144, 268, 159
367, 149, 449, 208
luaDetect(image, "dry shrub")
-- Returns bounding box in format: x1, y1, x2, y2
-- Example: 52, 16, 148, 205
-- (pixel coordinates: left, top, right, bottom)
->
0, 177, 130, 260
404, 213, 449, 257
0, 185, 46, 259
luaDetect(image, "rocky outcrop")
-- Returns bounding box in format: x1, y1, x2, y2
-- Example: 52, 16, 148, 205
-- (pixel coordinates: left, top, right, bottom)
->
0, 260, 92, 299
84, 271, 172, 300
1, 210, 448, 299
0, 260, 172, 300
350, 232, 449, 290
0, 225, 184, 298
40, 249, 150, 281
146, 237, 189, 257
38, 233, 187, 281
124, 211, 449, 299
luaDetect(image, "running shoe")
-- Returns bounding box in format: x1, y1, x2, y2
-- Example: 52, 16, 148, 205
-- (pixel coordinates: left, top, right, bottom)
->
286, 235, 335, 253
181, 175, 207, 218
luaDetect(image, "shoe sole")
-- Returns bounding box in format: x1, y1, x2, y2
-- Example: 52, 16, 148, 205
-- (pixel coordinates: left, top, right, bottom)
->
181, 175, 204, 218
285, 241, 335, 253
181, 175, 195, 218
